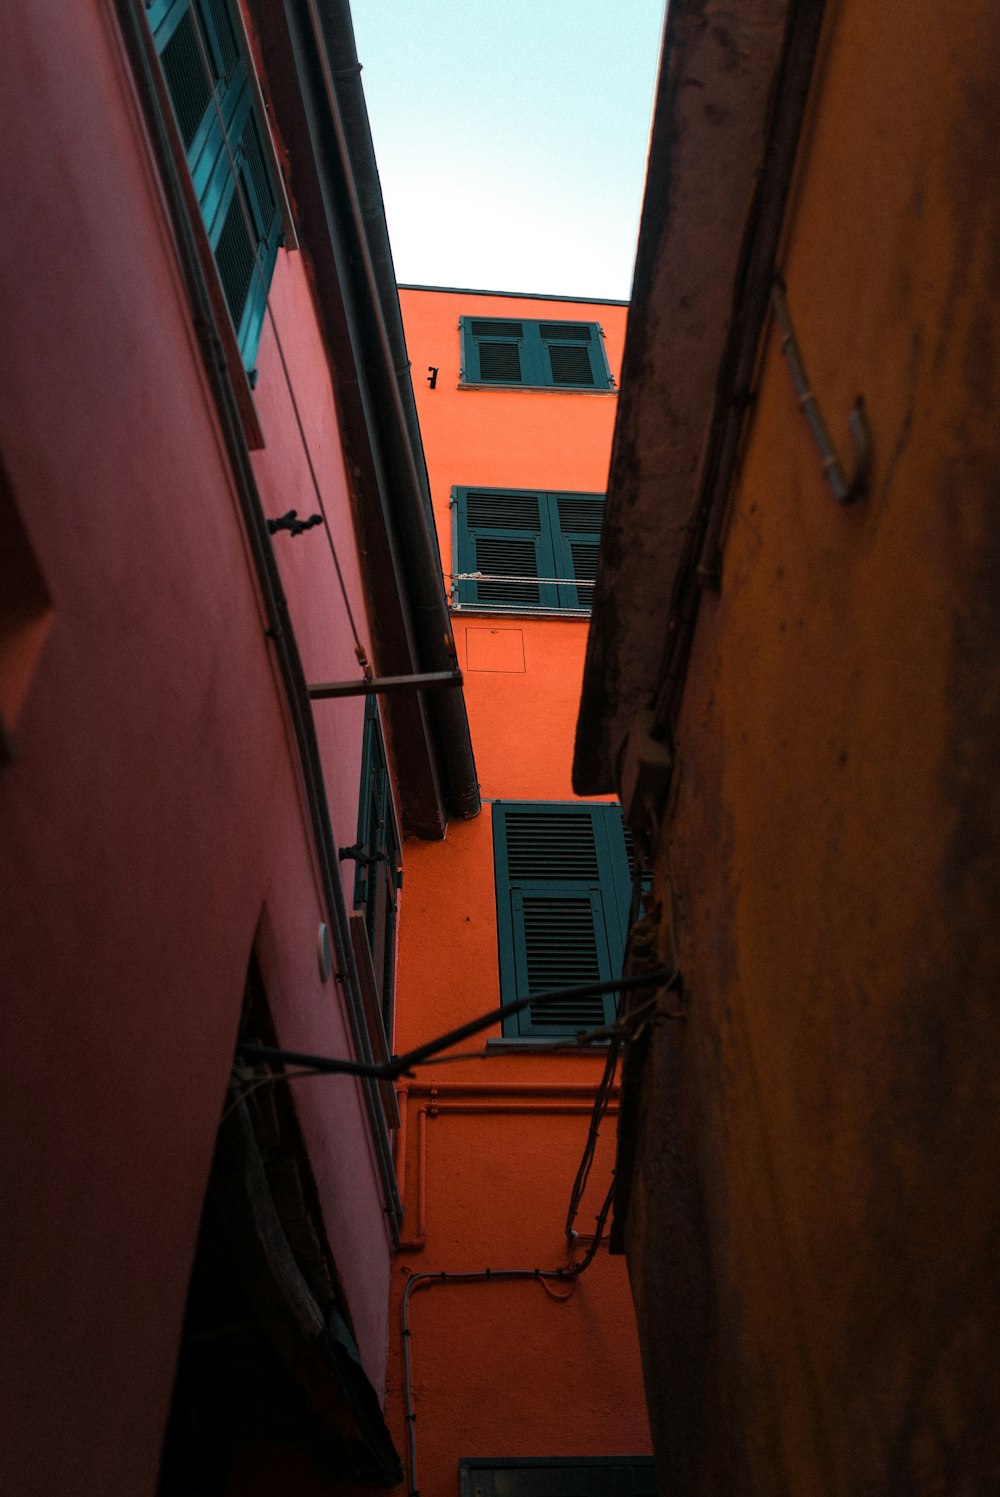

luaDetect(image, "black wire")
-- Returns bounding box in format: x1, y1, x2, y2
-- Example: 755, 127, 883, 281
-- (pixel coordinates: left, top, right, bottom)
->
235, 968, 673, 1081
563, 855, 650, 1241
563, 1038, 620, 1241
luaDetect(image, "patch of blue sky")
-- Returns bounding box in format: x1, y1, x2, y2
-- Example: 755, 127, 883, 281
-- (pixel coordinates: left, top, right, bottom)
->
351, 0, 666, 301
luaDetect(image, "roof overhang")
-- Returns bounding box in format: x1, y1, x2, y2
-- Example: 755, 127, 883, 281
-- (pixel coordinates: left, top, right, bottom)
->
247, 0, 480, 836
574, 0, 826, 796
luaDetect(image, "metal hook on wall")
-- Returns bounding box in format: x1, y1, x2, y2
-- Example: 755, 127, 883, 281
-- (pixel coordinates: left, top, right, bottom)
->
771, 274, 872, 504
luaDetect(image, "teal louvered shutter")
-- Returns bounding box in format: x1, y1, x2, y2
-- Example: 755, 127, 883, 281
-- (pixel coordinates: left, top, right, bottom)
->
463, 319, 526, 384
493, 803, 632, 1038
149, 0, 281, 371
538, 322, 605, 388
453, 489, 558, 609
460, 318, 613, 389
548, 492, 604, 610
222, 109, 282, 364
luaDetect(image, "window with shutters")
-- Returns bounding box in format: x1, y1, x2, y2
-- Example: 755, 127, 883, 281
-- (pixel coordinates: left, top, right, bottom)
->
146, 0, 284, 374
459, 318, 614, 391
452, 488, 603, 614
492, 802, 633, 1039
459, 1456, 657, 1495
350, 699, 402, 1037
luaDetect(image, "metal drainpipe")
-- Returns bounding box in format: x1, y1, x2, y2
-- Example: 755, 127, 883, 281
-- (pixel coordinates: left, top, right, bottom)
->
302, 0, 480, 822
114, 0, 401, 1234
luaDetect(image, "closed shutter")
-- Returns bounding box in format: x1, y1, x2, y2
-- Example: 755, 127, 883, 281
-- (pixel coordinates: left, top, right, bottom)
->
539, 323, 600, 387
453, 490, 557, 609
493, 803, 632, 1038
551, 493, 604, 609
459, 318, 613, 390
468, 320, 524, 384
158, 6, 214, 149
452, 489, 603, 613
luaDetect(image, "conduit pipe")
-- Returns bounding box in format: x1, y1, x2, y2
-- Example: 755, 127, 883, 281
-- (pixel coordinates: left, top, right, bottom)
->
401, 1266, 597, 1497
394, 1083, 620, 1252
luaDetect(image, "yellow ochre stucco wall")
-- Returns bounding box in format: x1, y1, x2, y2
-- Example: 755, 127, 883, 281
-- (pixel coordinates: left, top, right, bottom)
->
629, 2, 1000, 1492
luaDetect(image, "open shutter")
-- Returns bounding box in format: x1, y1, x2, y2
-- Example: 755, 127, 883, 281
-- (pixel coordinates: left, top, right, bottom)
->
459, 317, 613, 389
453, 490, 558, 609
493, 804, 631, 1037
548, 492, 604, 610
149, 0, 280, 370
227, 109, 282, 363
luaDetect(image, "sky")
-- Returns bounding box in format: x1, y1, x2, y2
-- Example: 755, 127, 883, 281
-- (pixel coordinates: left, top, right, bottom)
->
350, 0, 666, 302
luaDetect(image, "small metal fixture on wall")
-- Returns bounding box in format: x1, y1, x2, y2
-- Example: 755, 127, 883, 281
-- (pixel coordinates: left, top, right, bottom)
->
266, 509, 324, 537
771, 275, 872, 503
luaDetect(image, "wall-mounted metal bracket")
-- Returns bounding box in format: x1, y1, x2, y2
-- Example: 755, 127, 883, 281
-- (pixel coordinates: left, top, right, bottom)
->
266, 508, 324, 537
338, 842, 385, 866
308, 671, 463, 700
771, 275, 872, 503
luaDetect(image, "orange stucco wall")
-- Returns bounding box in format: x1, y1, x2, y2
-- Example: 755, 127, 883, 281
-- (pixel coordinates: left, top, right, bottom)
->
389, 290, 651, 1494
626, 2, 1000, 1492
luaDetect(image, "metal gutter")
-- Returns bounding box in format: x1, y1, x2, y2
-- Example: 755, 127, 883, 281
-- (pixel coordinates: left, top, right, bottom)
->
398, 283, 630, 307
113, 0, 401, 1235
298, 0, 481, 825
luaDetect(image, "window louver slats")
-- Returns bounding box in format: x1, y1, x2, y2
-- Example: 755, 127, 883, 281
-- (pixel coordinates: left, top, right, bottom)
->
242, 114, 276, 237
215, 188, 256, 326
161, 9, 212, 149
556, 495, 604, 534
493, 803, 632, 1038
200, 0, 240, 77
522, 897, 606, 1026
478, 342, 523, 383
506, 810, 600, 879
471, 320, 524, 338
570, 542, 599, 582
467, 492, 541, 530
453, 488, 604, 612
538, 323, 594, 341
475, 539, 540, 605
460, 317, 612, 390
152, 0, 281, 373
548, 344, 596, 386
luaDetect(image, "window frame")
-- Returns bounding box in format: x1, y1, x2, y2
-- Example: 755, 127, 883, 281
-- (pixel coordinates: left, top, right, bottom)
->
145, 0, 288, 377
459, 1456, 657, 1496
459, 317, 615, 392
492, 801, 633, 1040
451, 487, 604, 616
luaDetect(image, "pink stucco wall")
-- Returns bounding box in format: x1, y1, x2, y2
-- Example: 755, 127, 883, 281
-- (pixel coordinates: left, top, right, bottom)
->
0, 2, 393, 1492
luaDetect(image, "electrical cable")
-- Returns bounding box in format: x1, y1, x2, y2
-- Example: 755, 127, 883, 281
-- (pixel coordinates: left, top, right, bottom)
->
561, 838, 687, 1252
400, 1217, 614, 1497
234, 968, 673, 1083
563, 1038, 620, 1241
